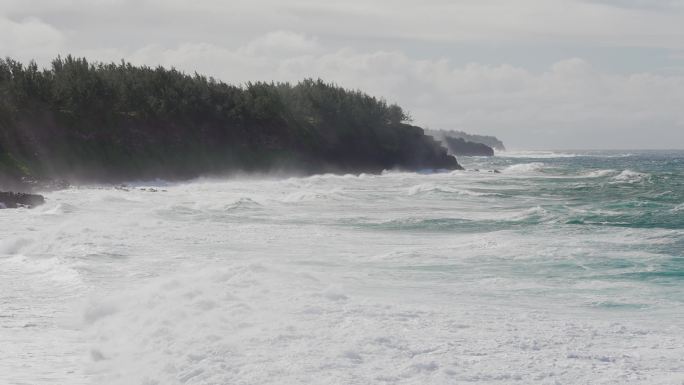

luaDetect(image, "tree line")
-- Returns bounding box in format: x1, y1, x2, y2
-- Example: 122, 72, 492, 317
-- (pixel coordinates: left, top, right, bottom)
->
0, 55, 458, 185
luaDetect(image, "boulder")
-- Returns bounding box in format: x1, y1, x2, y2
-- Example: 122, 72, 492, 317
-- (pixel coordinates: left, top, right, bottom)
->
0, 191, 46, 209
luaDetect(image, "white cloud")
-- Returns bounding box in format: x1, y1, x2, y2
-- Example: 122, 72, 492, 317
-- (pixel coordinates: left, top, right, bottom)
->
0, 17, 65, 61
5, 0, 684, 49
242, 30, 319, 57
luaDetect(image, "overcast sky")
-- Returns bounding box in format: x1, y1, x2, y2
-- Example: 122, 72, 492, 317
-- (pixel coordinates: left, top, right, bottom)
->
2, 0, 684, 149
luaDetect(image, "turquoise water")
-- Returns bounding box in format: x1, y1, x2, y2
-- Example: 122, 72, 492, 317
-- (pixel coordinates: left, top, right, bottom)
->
462, 151, 684, 290
466, 151, 684, 229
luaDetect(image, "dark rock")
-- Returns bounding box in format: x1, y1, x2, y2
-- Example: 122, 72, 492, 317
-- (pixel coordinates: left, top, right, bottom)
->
0, 191, 46, 209
442, 137, 495, 156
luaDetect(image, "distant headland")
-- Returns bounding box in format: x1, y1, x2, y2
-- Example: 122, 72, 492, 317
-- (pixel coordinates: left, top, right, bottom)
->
0, 56, 467, 190
425, 129, 505, 156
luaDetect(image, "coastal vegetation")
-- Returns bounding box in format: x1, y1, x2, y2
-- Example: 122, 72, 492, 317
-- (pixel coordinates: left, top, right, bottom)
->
440, 136, 495, 156
0, 56, 460, 189
426, 129, 505, 153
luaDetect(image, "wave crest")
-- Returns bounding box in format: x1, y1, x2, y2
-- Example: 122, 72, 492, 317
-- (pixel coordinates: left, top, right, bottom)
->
407, 184, 498, 197
611, 170, 650, 183
583, 169, 616, 178
503, 162, 545, 173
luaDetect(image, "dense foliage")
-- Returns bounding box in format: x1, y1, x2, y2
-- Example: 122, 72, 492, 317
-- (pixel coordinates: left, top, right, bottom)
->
0, 56, 459, 186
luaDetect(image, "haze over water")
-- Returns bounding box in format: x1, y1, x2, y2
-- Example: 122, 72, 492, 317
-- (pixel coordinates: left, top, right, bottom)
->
1, 150, 683, 384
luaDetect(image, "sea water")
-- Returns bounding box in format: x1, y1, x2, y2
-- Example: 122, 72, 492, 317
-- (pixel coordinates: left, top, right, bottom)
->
1, 150, 683, 384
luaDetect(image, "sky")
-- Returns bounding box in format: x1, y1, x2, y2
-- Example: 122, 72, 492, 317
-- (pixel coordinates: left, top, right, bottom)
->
2, 0, 684, 149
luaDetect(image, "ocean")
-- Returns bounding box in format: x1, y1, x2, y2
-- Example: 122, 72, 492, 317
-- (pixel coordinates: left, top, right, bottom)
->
1, 150, 683, 384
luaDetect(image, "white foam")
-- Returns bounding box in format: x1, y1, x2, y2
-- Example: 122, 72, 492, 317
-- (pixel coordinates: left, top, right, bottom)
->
39, 202, 78, 215
2, 255, 82, 285
407, 184, 498, 197
2, 167, 682, 385
0, 237, 34, 255
583, 169, 616, 178
502, 162, 545, 173
499, 151, 580, 159
81, 261, 684, 385
612, 169, 650, 183
500, 151, 633, 159
223, 197, 262, 211
508, 206, 551, 221
279, 186, 349, 202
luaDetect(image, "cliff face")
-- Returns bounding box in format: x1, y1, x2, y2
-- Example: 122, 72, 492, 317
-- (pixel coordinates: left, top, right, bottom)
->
1, 114, 460, 184
0, 57, 461, 188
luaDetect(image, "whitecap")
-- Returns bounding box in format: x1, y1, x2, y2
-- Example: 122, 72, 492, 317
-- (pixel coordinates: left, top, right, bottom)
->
506, 206, 551, 221
583, 169, 616, 178
224, 197, 262, 211
407, 183, 498, 197
499, 151, 580, 159
3, 255, 82, 285
281, 188, 346, 202
281, 191, 324, 202
499, 151, 633, 159
502, 162, 545, 173
611, 170, 650, 183
0, 237, 34, 255
407, 184, 455, 196
39, 203, 78, 215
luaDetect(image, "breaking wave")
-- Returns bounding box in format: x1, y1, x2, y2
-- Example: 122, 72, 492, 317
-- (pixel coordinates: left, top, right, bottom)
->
611, 170, 650, 183
2, 150, 683, 385
502, 162, 545, 173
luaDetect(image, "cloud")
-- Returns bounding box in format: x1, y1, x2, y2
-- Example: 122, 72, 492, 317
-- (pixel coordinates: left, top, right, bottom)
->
5, 0, 684, 49
581, 0, 683, 10
71, 33, 684, 149
242, 30, 320, 57
0, 17, 65, 61
287, 51, 684, 149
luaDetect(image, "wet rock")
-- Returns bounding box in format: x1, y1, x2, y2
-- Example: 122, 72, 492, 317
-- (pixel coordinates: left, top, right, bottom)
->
0, 191, 46, 209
